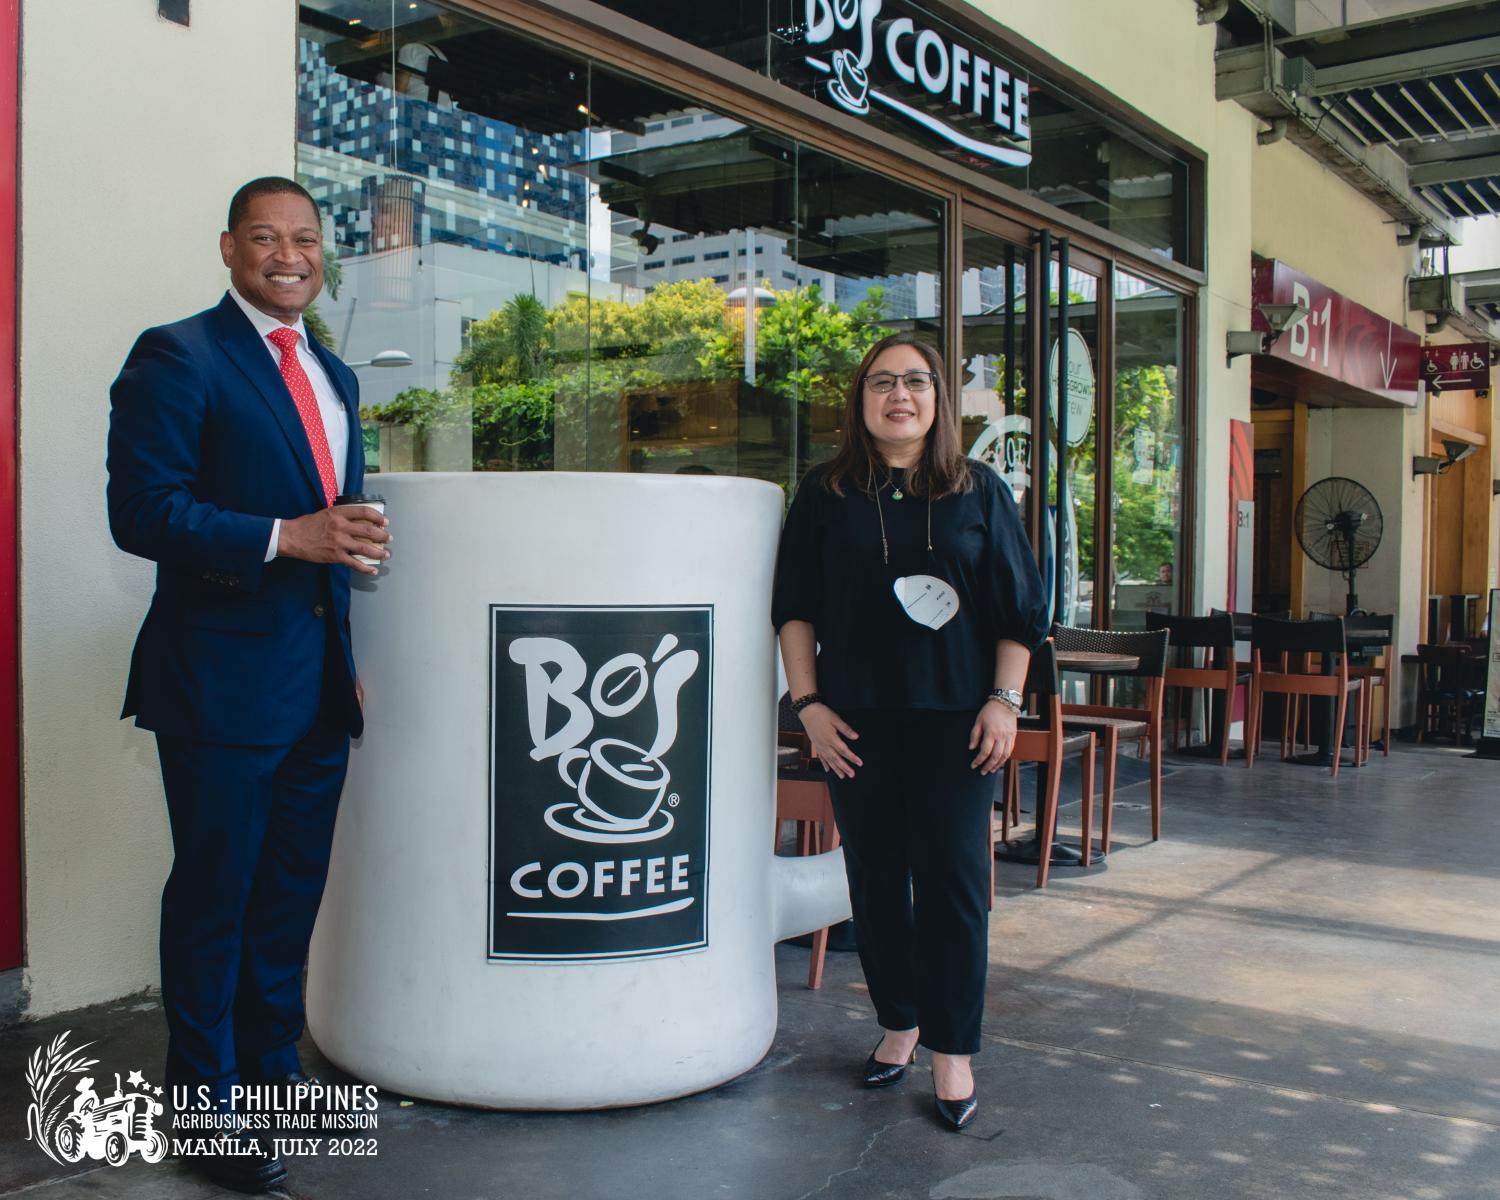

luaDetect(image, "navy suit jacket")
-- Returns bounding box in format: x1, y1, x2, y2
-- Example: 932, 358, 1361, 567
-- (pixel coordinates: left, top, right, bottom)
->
107, 293, 365, 746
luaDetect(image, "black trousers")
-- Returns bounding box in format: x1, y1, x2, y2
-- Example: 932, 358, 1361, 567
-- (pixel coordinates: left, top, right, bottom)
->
825, 708, 996, 1055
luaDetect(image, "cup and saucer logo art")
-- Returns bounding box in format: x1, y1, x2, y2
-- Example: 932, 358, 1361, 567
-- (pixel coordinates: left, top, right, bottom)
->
25, 1032, 168, 1167
490, 605, 712, 962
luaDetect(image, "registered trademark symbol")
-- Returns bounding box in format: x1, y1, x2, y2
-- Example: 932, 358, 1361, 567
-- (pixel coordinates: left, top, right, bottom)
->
667, 793, 680, 807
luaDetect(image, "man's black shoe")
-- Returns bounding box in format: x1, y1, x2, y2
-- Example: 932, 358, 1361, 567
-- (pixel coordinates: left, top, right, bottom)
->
180, 1122, 287, 1195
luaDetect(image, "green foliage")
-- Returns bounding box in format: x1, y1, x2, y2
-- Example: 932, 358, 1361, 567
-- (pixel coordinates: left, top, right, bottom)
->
303, 303, 336, 354
362, 380, 555, 472
366, 277, 891, 474
1111, 364, 1180, 581
469, 381, 555, 471
455, 294, 548, 386
702, 284, 887, 408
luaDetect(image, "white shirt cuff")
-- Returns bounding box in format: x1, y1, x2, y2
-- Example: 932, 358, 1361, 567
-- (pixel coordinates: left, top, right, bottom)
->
266, 519, 281, 563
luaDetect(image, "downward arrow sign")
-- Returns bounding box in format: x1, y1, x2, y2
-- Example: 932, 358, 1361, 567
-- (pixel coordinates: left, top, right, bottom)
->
1379, 324, 1396, 390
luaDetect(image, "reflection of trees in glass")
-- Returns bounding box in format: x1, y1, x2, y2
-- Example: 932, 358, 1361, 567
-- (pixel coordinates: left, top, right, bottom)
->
1112, 363, 1179, 581
702, 283, 887, 409
304, 236, 345, 352
361, 278, 889, 472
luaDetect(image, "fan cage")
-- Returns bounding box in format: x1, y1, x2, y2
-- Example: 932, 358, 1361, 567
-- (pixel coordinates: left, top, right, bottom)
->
1294, 476, 1384, 573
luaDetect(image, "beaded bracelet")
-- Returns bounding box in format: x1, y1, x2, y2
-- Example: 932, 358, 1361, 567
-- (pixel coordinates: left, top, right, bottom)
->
790, 692, 824, 715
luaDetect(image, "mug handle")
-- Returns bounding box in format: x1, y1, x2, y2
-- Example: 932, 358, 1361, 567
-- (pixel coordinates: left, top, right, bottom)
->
558, 748, 589, 789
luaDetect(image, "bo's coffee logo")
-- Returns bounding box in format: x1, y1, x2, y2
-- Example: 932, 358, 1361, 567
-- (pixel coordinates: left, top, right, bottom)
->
800, 0, 1033, 167
489, 605, 712, 962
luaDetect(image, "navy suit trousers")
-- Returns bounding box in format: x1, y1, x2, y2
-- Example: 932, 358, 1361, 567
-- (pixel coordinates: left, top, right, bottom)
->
156, 687, 349, 1108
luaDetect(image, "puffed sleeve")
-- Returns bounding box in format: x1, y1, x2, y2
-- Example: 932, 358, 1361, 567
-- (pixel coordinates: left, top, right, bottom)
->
983, 471, 1049, 650
771, 467, 823, 630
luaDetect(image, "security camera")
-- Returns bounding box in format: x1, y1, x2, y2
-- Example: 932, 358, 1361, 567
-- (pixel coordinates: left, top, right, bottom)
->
1258, 302, 1309, 336
1442, 440, 1475, 468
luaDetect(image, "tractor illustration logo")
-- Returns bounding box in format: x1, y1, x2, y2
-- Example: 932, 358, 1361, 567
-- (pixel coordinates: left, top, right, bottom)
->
25, 1032, 168, 1166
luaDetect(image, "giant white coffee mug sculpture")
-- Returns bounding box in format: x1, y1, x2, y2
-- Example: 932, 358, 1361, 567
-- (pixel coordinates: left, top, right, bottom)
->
307, 472, 849, 1109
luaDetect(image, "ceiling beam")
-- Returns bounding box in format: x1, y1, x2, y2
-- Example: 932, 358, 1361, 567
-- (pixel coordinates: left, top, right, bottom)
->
1410, 153, 1500, 186
1274, 1, 1500, 65
1304, 37, 1500, 96
1406, 132, 1500, 164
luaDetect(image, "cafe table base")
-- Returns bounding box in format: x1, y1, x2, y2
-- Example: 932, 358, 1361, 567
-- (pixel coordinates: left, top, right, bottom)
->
993, 762, 1105, 868
995, 836, 1101, 867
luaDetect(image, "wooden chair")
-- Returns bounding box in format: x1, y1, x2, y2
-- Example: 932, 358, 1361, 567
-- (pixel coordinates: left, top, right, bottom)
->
1051, 625, 1169, 852
995, 639, 1097, 889
1247, 616, 1363, 778
1414, 643, 1480, 745
1210, 608, 1293, 760
1345, 614, 1394, 756
774, 696, 841, 990
1294, 612, 1381, 767
1148, 611, 1243, 766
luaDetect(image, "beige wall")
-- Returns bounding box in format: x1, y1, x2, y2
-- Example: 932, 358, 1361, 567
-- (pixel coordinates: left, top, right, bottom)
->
977, 0, 1259, 614
1252, 137, 1421, 327
19, 0, 295, 1014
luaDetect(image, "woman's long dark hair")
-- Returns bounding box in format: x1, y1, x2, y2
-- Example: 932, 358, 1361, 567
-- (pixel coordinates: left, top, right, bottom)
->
820, 333, 972, 499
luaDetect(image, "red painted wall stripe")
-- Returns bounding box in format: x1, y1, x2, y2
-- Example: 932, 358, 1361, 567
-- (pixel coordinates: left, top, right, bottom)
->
0, 0, 20, 970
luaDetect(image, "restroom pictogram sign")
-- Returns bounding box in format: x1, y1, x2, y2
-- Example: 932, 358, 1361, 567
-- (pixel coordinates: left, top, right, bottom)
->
1421, 342, 1492, 393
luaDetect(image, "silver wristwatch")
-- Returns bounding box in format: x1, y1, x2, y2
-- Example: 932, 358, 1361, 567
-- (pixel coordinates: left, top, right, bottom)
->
988, 688, 1023, 714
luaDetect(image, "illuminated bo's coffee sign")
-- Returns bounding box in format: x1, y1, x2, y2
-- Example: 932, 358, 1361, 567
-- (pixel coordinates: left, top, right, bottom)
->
802, 0, 1032, 166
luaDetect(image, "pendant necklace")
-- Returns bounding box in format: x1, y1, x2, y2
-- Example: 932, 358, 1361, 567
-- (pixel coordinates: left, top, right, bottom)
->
873, 477, 929, 565
873, 475, 961, 631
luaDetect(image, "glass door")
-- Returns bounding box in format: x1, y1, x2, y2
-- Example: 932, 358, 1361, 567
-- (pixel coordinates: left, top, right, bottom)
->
1047, 254, 1102, 628
1109, 271, 1185, 628
959, 224, 1035, 539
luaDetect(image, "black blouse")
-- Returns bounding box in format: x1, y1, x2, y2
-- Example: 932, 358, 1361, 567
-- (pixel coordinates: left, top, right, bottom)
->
771, 461, 1049, 712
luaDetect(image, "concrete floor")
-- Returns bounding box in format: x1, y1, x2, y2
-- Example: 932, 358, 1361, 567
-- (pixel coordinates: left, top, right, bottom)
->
3, 742, 1498, 1200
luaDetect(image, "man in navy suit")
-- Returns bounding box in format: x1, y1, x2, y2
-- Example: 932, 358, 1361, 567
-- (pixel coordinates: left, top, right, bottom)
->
107, 177, 390, 1193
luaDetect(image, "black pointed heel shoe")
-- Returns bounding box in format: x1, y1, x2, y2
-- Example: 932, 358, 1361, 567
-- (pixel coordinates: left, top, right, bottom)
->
934, 1087, 978, 1131
861, 1044, 916, 1088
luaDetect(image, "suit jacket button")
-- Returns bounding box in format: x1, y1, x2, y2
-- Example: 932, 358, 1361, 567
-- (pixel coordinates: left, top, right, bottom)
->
313, 604, 327, 618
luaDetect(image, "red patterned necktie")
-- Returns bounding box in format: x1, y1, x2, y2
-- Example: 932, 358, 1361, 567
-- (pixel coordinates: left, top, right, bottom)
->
268, 325, 338, 507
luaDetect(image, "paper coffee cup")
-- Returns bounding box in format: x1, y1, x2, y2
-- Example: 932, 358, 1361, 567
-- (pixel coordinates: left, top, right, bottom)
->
334, 493, 387, 567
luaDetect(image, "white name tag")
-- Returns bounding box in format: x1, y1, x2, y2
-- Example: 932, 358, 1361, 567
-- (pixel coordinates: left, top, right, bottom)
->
893, 575, 959, 630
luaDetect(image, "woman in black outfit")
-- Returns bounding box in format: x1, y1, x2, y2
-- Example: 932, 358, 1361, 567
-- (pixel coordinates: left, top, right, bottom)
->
772, 333, 1048, 1130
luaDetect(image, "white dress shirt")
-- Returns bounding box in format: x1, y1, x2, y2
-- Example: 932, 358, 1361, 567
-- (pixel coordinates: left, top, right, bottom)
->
227, 287, 350, 561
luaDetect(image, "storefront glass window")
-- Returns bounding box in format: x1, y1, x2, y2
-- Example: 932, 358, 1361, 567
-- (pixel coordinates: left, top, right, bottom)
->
959, 227, 1031, 531
1047, 261, 1100, 627
592, 0, 1195, 263
1110, 270, 1183, 629
296, 0, 942, 490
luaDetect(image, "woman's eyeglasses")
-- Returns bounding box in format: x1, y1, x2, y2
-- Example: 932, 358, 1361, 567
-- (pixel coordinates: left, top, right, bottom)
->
864, 370, 935, 394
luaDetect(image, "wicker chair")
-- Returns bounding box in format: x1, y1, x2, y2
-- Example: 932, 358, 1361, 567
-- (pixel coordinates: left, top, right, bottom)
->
1050, 625, 1169, 852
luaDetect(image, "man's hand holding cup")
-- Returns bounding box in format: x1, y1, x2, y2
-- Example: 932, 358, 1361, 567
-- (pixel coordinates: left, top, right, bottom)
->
279, 493, 391, 575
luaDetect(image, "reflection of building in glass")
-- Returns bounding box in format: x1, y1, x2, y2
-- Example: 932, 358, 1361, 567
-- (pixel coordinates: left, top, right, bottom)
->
298, 36, 588, 263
